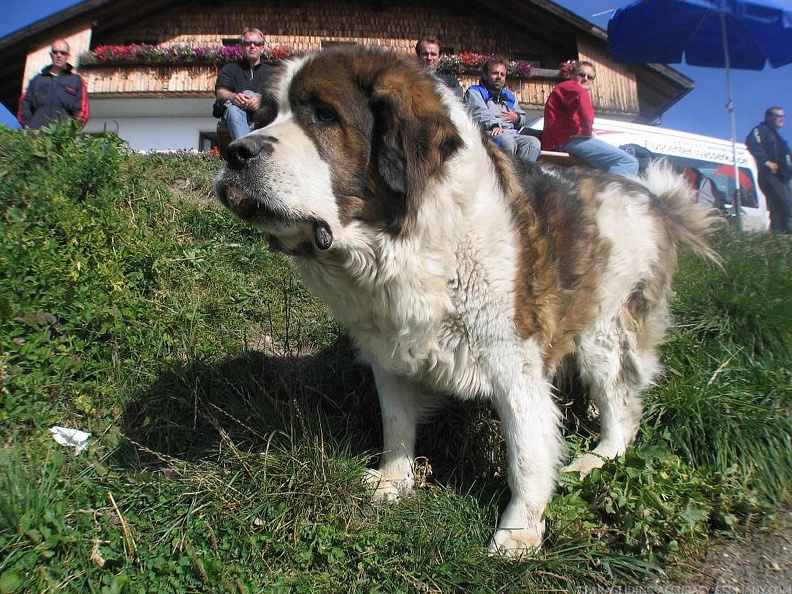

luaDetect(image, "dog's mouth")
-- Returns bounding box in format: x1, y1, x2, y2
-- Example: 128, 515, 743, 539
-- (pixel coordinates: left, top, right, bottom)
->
219, 183, 259, 220
217, 182, 334, 252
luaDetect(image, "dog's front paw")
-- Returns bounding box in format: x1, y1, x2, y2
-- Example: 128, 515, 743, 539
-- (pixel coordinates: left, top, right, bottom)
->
363, 468, 414, 501
487, 525, 544, 559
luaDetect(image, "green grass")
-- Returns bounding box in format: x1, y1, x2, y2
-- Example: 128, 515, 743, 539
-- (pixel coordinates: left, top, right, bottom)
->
1, 123, 790, 592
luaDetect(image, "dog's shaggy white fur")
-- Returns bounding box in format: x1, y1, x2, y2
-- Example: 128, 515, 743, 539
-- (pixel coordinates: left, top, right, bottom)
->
215, 47, 720, 557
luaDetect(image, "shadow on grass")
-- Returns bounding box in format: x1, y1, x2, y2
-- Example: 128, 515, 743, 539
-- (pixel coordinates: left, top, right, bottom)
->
119, 337, 377, 464
116, 335, 541, 500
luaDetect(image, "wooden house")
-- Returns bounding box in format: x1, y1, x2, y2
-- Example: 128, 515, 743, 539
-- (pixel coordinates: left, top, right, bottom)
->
0, 0, 694, 151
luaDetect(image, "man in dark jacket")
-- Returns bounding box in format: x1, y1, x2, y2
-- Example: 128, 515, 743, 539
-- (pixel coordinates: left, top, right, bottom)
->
17, 40, 89, 129
415, 37, 463, 100
746, 106, 792, 233
214, 28, 275, 139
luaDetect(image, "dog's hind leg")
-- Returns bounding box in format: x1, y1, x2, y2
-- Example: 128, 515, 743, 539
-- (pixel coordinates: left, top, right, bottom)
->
364, 364, 428, 500
564, 311, 661, 476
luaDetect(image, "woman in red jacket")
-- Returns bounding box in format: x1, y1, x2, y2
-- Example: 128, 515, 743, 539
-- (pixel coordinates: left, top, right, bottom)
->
543, 61, 637, 176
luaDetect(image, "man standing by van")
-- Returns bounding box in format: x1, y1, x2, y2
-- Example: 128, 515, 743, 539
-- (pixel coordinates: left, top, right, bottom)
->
746, 107, 792, 233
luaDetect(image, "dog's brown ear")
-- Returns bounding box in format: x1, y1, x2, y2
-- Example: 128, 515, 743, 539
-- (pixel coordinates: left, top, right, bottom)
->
369, 65, 463, 235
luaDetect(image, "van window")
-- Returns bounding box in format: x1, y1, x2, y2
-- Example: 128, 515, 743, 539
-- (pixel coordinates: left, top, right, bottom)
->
680, 163, 758, 210
637, 153, 759, 211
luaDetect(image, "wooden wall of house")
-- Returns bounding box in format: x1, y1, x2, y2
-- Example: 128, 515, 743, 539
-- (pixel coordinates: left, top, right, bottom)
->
577, 37, 639, 117
92, 0, 557, 64
80, 0, 641, 117
85, 65, 220, 95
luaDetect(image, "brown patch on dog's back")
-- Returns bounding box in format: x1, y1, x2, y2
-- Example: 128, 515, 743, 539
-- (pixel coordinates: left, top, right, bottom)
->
499, 161, 612, 370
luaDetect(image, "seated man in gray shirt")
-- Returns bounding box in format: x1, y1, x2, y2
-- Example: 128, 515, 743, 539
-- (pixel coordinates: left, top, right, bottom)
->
465, 58, 540, 163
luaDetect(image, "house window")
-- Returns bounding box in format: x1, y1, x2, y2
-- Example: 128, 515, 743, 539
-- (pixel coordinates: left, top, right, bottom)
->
199, 131, 220, 152
321, 40, 358, 50
513, 54, 542, 68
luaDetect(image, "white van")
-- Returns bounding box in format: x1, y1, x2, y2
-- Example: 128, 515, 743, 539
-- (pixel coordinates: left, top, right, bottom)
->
525, 117, 770, 232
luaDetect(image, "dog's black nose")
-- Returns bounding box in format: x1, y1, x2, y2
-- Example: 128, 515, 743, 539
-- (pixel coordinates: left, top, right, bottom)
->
225, 134, 273, 171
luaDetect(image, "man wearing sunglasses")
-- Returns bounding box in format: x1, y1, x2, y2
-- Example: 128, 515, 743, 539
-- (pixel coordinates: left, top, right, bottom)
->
746, 107, 792, 233
542, 61, 638, 176
214, 28, 275, 139
17, 40, 89, 129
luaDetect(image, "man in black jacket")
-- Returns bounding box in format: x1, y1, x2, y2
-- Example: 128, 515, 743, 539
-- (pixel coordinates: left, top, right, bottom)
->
746, 106, 792, 233
214, 28, 275, 140
415, 37, 463, 101
17, 40, 89, 129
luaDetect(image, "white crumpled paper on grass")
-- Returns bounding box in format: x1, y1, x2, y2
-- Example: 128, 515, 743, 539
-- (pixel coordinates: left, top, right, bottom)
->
50, 426, 91, 455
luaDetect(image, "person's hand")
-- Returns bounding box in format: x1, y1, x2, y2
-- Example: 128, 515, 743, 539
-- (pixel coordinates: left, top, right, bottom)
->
232, 92, 250, 109
490, 126, 505, 136
502, 109, 519, 125
245, 94, 262, 112
766, 161, 779, 174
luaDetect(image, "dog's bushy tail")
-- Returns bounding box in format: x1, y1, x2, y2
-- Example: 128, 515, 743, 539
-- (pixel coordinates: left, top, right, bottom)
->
639, 160, 724, 266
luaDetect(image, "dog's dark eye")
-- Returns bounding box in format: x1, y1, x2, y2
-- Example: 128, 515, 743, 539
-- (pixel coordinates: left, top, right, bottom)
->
313, 102, 338, 125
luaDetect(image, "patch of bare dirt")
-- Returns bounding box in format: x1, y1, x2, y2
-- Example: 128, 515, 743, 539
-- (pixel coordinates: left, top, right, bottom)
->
658, 506, 792, 592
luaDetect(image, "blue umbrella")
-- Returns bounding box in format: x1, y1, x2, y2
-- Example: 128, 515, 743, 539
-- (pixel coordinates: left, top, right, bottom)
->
607, 0, 792, 227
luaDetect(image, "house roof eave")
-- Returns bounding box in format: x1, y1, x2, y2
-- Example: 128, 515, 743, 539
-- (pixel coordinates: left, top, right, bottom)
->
0, 0, 192, 115
0, 0, 114, 53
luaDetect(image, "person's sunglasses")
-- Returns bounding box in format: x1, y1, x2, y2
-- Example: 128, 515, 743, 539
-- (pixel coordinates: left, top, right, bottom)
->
772, 114, 786, 119
576, 72, 596, 81
51, 50, 69, 56
242, 41, 264, 47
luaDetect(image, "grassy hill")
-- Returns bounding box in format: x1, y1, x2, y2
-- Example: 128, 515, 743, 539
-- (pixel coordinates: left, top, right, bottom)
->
1, 123, 790, 592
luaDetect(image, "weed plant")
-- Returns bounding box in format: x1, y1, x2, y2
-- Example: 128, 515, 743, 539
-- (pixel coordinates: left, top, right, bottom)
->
0, 124, 790, 592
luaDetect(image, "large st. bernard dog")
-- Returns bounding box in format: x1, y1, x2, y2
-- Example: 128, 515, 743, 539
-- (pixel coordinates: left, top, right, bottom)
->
215, 47, 719, 557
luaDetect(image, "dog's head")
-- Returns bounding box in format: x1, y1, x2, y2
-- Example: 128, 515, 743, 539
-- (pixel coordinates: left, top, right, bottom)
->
214, 46, 464, 256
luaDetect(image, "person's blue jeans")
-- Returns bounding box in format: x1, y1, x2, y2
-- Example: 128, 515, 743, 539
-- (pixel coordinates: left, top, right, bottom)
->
493, 131, 541, 163
223, 90, 259, 139
562, 137, 639, 176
